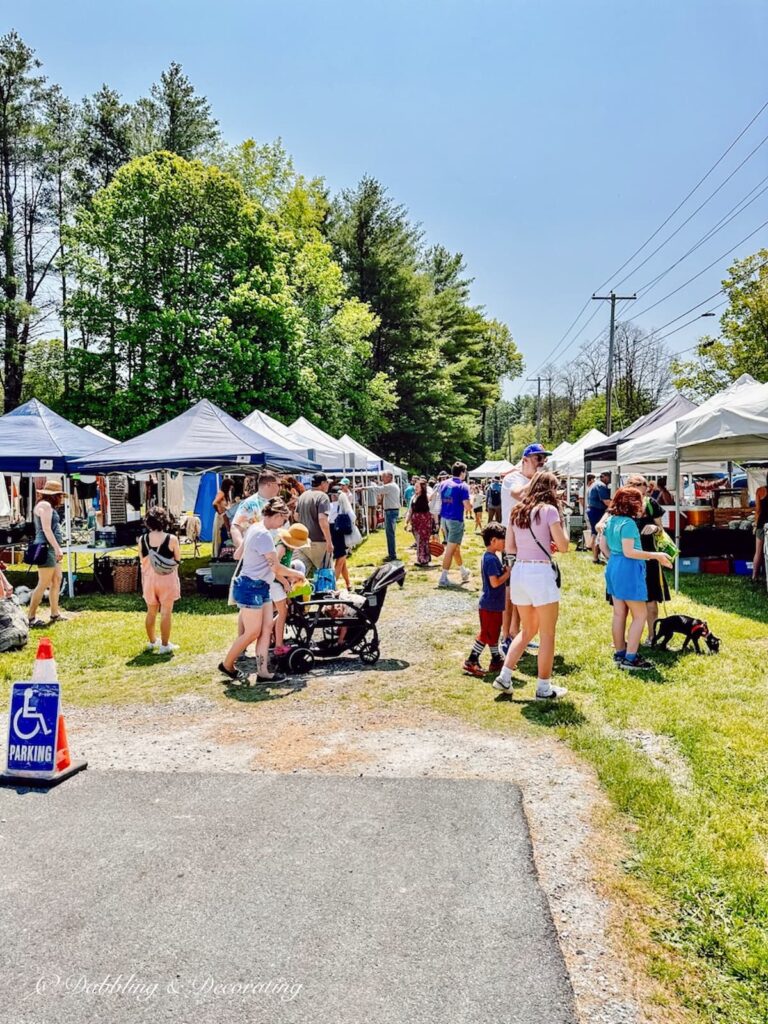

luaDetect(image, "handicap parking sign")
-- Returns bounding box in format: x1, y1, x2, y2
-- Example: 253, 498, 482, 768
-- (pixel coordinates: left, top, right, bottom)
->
5, 682, 61, 776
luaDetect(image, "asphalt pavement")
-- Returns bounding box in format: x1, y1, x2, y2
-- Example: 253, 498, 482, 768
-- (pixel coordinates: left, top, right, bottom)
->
0, 772, 576, 1024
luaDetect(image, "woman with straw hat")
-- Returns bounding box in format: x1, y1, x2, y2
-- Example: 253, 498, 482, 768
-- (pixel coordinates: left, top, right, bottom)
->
27, 480, 68, 628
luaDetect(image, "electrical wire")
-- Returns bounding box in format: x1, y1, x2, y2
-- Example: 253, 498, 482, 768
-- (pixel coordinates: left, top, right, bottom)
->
611, 132, 768, 291
592, 97, 768, 293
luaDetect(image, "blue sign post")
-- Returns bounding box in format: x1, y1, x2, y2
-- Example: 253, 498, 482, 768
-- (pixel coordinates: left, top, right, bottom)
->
5, 682, 61, 777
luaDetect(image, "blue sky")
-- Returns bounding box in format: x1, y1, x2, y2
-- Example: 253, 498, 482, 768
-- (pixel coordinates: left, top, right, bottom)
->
13, 0, 768, 399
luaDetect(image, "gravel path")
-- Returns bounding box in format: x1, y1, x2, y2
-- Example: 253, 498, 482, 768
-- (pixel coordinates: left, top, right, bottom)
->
2, 575, 659, 1024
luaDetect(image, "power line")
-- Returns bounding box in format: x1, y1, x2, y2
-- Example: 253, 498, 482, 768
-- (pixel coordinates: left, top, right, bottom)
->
635, 173, 768, 296
628, 216, 768, 320
610, 131, 768, 292
592, 97, 768, 293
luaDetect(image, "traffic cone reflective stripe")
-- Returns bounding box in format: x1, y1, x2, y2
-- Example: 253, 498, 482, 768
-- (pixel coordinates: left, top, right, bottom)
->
55, 715, 71, 773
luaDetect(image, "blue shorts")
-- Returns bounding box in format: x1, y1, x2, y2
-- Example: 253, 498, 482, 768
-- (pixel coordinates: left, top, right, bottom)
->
442, 518, 465, 545
233, 575, 272, 609
587, 508, 604, 532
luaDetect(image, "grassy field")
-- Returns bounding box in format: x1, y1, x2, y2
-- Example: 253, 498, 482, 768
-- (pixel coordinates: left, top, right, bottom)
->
3, 522, 768, 1022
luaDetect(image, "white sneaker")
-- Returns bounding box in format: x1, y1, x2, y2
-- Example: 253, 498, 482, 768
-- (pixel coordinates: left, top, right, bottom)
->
437, 573, 450, 588
492, 675, 512, 693
156, 643, 180, 655
145, 640, 159, 652
460, 567, 471, 583
535, 684, 568, 700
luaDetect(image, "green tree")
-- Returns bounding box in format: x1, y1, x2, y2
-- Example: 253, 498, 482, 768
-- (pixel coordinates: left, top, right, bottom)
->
671, 250, 768, 399
221, 139, 395, 439
76, 84, 132, 200
131, 62, 219, 160
21, 337, 64, 405
65, 151, 301, 435
0, 31, 61, 411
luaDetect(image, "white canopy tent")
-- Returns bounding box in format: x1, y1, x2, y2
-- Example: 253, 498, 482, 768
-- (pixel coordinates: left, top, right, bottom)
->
547, 428, 607, 477
469, 459, 514, 478
241, 409, 343, 470
337, 433, 384, 472
675, 380, 768, 461
548, 441, 572, 463
617, 374, 758, 472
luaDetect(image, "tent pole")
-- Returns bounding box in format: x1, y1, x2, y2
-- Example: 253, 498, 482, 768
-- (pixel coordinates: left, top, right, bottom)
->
64, 475, 74, 599
674, 454, 681, 594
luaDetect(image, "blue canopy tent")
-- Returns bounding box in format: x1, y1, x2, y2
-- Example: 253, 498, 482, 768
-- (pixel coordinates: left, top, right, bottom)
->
72, 400, 321, 475
0, 398, 114, 473
0, 399, 119, 596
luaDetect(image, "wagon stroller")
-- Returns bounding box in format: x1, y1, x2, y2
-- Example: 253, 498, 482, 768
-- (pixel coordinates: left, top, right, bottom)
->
278, 561, 406, 671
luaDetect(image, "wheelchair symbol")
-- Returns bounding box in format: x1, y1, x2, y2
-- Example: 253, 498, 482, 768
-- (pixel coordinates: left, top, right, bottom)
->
13, 688, 53, 740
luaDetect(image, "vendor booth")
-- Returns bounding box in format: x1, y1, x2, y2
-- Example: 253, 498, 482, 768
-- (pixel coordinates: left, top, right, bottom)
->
548, 428, 607, 477
584, 393, 696, 473
670, 378, 768, 587
0, 399, 120, 595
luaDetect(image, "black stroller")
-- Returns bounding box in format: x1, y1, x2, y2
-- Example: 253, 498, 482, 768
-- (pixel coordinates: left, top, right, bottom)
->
277, 561, 406, 672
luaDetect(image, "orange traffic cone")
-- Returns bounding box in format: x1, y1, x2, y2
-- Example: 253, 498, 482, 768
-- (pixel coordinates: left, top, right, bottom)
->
55, 715, 71, 773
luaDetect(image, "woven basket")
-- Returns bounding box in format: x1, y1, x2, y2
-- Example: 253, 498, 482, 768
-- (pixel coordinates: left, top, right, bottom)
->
112, 560, 139, 594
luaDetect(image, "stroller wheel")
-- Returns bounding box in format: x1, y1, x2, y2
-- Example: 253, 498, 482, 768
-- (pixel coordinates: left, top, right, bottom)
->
359, 643, 380, 665
287, 647, 315, 675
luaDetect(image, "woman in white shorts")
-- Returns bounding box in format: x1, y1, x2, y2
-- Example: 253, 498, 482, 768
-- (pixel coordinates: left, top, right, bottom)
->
493, 471, 570, 700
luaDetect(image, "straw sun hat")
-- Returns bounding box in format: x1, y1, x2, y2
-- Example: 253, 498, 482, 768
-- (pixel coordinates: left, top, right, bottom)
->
277, 523, 310, 550
36, 480, 65, 496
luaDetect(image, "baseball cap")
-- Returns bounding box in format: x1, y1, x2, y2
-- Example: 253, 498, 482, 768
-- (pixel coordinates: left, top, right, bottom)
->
339, 477, 350, 485
522, 443, 552, 459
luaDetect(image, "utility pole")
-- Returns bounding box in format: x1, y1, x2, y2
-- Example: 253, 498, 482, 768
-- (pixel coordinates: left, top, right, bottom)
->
527, 376, 552, 443
592, 291, 635, 435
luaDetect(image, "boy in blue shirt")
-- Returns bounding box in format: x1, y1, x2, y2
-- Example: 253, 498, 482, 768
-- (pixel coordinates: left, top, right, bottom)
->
463, 522, 510, 677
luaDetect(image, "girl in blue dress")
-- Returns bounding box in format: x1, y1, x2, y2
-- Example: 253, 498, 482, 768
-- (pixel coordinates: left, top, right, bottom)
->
600, 487, 673, 670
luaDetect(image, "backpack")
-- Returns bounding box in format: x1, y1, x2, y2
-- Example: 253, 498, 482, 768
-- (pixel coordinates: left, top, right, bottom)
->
487, 482, 501, 508
428, 483, 443, 516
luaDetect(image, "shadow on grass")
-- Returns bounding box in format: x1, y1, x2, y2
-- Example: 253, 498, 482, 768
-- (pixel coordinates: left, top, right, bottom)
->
676, 574, 768, 625
521, 701, 588, 727
223, 678, 308, 702
312, 657, 411, 675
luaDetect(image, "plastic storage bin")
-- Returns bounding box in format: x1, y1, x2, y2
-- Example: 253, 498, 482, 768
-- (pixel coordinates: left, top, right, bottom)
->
678, 557, 700, 574
733, 559, 753, 576
701, 557, 731, 575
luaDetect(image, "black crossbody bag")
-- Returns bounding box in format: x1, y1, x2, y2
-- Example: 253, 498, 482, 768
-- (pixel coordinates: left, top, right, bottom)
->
528, 527, 562, 589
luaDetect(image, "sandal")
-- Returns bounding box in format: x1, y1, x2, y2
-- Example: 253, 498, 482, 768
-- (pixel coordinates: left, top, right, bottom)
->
257, 672, 287, 684
49, 614, 69, 623
27, 618, 46, 629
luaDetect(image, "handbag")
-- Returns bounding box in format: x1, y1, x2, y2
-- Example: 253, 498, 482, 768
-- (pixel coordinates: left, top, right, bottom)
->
24, 541, 49, 566
528, 525, 562, 589
313, 554, 336, 595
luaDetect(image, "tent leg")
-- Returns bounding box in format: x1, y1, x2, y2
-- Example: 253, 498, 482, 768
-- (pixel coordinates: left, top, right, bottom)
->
64, 476, 74, 599
674, 457, 681, 594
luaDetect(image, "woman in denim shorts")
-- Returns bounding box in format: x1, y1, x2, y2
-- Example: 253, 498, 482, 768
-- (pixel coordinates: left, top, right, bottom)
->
219, 498, 291, 683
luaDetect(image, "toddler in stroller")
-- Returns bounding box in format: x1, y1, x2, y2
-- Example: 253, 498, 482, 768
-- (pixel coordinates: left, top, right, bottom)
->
282, 560, 406, 667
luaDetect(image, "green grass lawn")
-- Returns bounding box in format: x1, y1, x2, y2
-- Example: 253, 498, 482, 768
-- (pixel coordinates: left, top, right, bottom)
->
3, 521, 768, 1022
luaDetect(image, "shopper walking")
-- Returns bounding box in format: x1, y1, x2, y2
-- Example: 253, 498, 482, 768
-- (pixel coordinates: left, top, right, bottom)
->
295, 473, 334, 574
27, 480, 68, 628
600, 487, 673, 671
139, 506, 181, 655
368, 471, 401, 562
486, 476, 502, 522
405, 478, 434, 566
587, 472, 612, 563
493, 471, 569, 700
463, 523, 509, 676
472, 484, 485, 531
219, 498, 292, 683
212, 476, 235, 557
328, 485, 354, 589
437, 462, 473, 587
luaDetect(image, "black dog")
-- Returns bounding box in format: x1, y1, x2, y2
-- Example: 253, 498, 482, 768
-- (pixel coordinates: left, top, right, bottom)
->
651, 615, 721, 655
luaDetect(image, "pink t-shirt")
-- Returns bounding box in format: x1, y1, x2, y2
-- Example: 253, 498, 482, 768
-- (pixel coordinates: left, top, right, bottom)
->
511, 504, 560, 560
